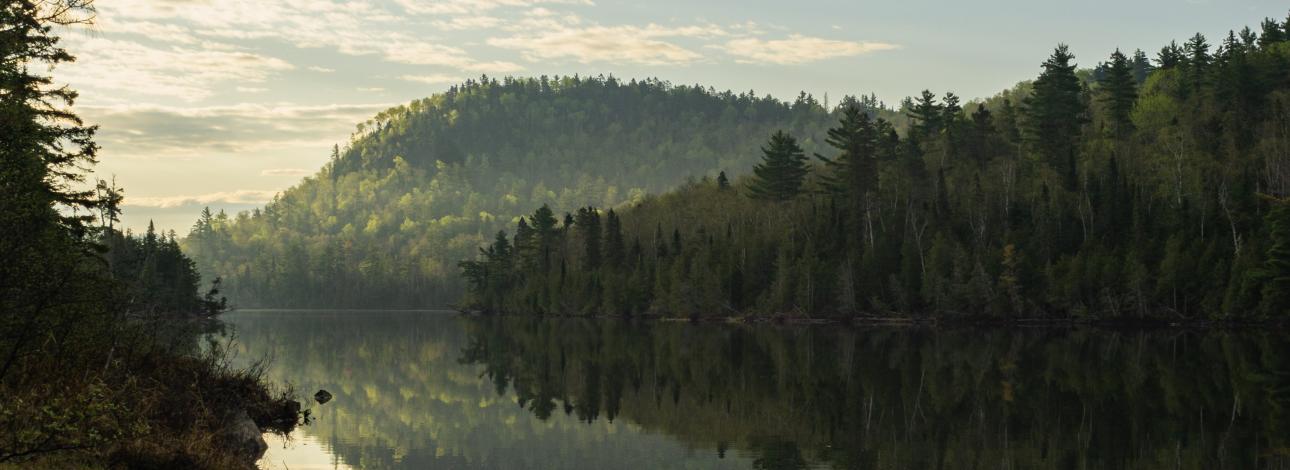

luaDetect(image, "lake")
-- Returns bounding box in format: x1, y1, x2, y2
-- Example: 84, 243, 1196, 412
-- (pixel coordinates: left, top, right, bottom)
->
222, 310, 1290, 469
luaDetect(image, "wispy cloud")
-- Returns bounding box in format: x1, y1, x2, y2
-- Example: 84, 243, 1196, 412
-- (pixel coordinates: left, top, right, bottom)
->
82, 103, 392, 157
395, 0, 593, 16
261, 168, 313, 177
432, 15, 503, 30
401, 74, 465, 85
60, 37, 293, 101
125, 189, 280, 208
488, 22, 726, 65
716, 35, 898, 65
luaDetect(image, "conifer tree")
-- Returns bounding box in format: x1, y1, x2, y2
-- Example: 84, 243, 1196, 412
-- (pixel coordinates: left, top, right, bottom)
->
1100, 49, 1138, 138
907, 90, 942, 138
1024, 45, 1086, 188
604, 209, 625, 268
1131, 49, 1154, 83
817, 106, 878, 201
1156, 40, 1185, 69
1183, 33, 1211, 94
746, 131, 809, 202
575, 207, 601, 269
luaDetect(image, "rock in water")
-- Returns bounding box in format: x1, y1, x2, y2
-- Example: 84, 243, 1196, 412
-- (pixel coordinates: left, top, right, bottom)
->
220, 409, 268, 463
314, 389, 333, 404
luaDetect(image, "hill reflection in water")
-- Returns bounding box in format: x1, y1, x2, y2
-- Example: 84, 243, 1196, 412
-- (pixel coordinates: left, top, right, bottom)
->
225, 310, 1290, 470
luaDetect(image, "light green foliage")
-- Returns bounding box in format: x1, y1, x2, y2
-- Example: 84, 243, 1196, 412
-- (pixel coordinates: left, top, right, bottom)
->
188, 77, 902, 307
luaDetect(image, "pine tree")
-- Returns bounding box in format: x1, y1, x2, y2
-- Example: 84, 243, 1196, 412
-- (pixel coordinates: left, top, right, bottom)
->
746, 130, 809, 202
1183, 33, 1211, 95
967, 104, 993, 166
575, 207, 601, 269
604, 209, 625, 268
1100, 49, 1138, 138
1130, 49, 1153, 83
1156, 40, 1185, 69
654, 223, 668, 258
531, 205, 558, 270
1024, 45, 1086, 188
817, 106, 878, 201
1260, 18, 1285, 49
907, 90, 942, 138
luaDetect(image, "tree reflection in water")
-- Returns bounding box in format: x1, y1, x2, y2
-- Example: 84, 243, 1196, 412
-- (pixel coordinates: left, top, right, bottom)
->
228, 311, 1290, 470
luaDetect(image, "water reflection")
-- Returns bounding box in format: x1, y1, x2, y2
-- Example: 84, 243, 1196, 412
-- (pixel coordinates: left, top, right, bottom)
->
226, 311, 1290, 469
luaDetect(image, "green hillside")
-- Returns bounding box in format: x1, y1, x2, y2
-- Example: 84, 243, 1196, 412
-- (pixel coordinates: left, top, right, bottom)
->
461, 25, 1290, 319
183, 76, 898, 307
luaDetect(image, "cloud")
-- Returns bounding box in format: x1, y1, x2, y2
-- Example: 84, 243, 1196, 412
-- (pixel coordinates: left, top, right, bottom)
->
81, 103, 392, 157
357, 87, 385, 92
261, 168, 313, 177
236, 86, 268, 93
401, 74, 464, 85
126, 189, 280, 208
488, 23, 725, 65
717, 35, 898, 65
432, 15, 503, 30
395, 0, 593, 16
93, 0, 517, 75
59, 37, 294, 101
307, 66, 336, 73
381, 41, 525, 72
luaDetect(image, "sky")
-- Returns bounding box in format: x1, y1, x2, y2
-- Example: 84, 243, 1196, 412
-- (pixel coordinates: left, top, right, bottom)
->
56, 0, 1290, 234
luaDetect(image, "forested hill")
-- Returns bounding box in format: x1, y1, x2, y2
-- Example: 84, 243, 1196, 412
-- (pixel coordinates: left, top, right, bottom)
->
183, 77, 900, 307
461, 19, 1290, 320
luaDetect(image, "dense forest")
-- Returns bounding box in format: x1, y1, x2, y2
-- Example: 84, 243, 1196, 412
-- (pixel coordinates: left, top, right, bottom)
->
182, 77, 900, 307
0, 1, 292, 467
461, 16, 1290, 320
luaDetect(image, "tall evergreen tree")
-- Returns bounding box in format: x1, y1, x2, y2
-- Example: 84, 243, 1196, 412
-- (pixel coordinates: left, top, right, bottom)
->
1100, 49, 1139, 138
1183, 33, 1211, 95
746, 130, 809, 202
1024, 44, 1086, 188
907, 90, 942, 138
818, 106, 879, 201
1131, 49, 1154, 83
575, 207, 602, 269
1156, 40, 1185, 69
604, 209, 625, 268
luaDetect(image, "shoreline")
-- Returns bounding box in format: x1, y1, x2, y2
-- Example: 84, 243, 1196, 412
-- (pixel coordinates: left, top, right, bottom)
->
451, 308, 1290, 330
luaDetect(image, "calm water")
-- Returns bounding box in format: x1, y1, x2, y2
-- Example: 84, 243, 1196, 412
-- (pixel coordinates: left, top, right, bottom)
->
223, 310, 1290, 470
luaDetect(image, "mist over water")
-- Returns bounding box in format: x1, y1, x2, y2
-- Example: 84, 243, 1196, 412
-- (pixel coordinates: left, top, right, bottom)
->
225, 310, 1290, 469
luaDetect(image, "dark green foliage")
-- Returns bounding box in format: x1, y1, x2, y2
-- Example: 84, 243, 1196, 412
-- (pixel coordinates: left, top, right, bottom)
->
745, 131, 809, 201
459, 316, 1290, 469
461, 19, 1290, 319
2, 3, 281, 466
1258, 198, 1290, 314
1100, 49, 1138, 137
1024, 45, 1086, 188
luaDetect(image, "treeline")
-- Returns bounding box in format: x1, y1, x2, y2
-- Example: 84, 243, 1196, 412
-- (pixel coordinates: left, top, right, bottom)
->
182, 77, 899, 308
461, 16, 1290, 319
1, 2, 289, 466
102, 220, 225, 316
